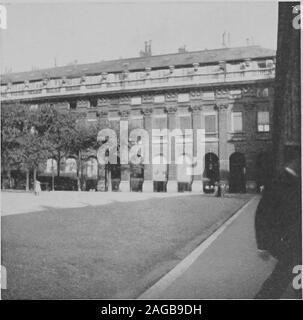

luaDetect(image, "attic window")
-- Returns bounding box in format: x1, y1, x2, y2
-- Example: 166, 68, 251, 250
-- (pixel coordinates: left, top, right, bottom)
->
30, 104, 38, 110
70, 101, 77, 110
131, 97, 142, 105
177, 93, 189, 103
257, 61, 267, 69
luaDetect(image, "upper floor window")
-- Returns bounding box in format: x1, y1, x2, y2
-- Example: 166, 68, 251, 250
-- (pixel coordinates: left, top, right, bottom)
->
131, 96, 142, 105
30, 104, 38, 111
257, 87, 269, 98
204, 113, 217, 134
177, 93, 189, 103
29, 81, 43, 89
257, 111, 270, 132
69, 101, 77, 110
231, 112, 243, 133
257, 61, 267, 69
154, 95, 165, 103
203, 91, 215, 100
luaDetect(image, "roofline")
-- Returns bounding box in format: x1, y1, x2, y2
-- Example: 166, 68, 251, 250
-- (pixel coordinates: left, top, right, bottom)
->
1, 45, 276, 83
1, 78, 275, 104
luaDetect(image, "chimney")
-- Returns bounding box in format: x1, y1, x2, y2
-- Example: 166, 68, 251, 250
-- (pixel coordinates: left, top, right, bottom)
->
222, 31, 227, 47
140, 41, 152, 57
178, 45, 187, 53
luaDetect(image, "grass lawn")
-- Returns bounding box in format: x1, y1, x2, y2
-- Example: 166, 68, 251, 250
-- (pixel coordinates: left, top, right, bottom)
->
1, 194, 251, 299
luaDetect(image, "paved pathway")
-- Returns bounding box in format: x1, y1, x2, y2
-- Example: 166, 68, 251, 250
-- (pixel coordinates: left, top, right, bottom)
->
139, 196, 296, 299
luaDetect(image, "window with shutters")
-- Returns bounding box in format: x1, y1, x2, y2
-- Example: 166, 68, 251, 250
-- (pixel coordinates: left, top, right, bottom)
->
152, 116, 168, 158
204, 114, 217, 133
231, 112, 243, 132
129, 118, 143, 131
177, 116, 192, 158
257, 111, 270, 132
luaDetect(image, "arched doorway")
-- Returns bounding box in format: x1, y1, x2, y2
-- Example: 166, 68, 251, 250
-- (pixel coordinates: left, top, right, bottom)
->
203, 153, 219, 193
84, 157, 98, 191
108, 157, 121, 191
229, 152, 246, 193
177, 154, 192, 192
130, 153, 144, 192
256, 152, 273, 192
153, 155, 167, 192
98, 149, 121, 192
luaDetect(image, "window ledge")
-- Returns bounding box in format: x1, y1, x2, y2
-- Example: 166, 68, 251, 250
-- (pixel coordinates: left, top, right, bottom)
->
256, 132, 271, 140
228, 132, 246, 141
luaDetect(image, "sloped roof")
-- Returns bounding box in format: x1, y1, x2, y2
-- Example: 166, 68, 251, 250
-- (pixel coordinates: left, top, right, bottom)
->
1, 45, 275, 85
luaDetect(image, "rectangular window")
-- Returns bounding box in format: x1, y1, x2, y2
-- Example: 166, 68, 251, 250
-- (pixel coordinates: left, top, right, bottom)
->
232, 112, 243, 132
30, 104, 38, 110
153, 116, 167, 130
257, 111, 270, 132
129, 118, 143, 130
154, 95, 165, 103
177, 93, 189, 103
257, 61, 267, 69
203, 91, 215, 100
179, 116, 191, 130
205, 114, 217, 133
131, 97, 142, 105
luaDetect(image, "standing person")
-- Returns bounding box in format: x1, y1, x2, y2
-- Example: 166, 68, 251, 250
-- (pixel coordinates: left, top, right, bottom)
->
34, 179, 41, 196
215, 181, 221, 197
254, 157, 302, 299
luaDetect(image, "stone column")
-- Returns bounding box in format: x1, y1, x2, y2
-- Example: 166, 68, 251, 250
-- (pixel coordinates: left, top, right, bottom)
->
119, 108, 131, 192
142, 107, 154, 192
96, 108, 109, 192
191, 105, 204, 193
216, 103, 229, 184
166, 106, 178, 192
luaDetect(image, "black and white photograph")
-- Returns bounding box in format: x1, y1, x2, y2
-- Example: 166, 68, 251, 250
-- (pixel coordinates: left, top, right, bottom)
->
0, 0, 301, 307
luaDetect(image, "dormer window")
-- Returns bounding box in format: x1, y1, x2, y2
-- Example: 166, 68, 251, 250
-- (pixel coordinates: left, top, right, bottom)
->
257, 61, 267, 68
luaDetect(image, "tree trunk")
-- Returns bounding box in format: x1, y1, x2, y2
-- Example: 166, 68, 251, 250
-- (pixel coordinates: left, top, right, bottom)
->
77, 150, 82, 191
25, 169, 30, 191
57, 151, 61, 177
33, 167, 37, 185
7, 169, 12, 189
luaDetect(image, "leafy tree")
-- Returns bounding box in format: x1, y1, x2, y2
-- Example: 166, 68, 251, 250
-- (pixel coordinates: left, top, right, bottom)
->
64, 119, 101, 190
44, 107, 79, 178
1, 104, 53, 190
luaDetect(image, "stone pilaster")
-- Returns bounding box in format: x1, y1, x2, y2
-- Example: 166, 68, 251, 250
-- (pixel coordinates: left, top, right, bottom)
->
96, 107, 109, 192
215, 103, 229, 182
191, 105, 204, 193
142, 107, 153, 192
166, 105, 178, 192
119, 108, 131, 192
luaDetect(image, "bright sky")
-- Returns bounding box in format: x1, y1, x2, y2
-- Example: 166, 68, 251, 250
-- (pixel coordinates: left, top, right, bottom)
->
0, 1, 278, 73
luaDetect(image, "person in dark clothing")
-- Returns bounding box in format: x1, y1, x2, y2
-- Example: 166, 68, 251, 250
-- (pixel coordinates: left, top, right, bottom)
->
254, 158, 302, 299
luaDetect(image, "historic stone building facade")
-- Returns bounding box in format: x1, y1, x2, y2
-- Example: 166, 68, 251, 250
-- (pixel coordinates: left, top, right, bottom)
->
1, 45, 276, 192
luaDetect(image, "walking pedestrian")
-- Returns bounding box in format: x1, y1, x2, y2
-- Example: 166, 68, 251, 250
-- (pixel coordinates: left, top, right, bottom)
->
34, 179, 41, 196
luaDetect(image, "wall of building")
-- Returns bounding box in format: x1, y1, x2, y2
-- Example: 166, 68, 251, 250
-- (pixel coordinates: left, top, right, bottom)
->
13, 81, 274, 193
